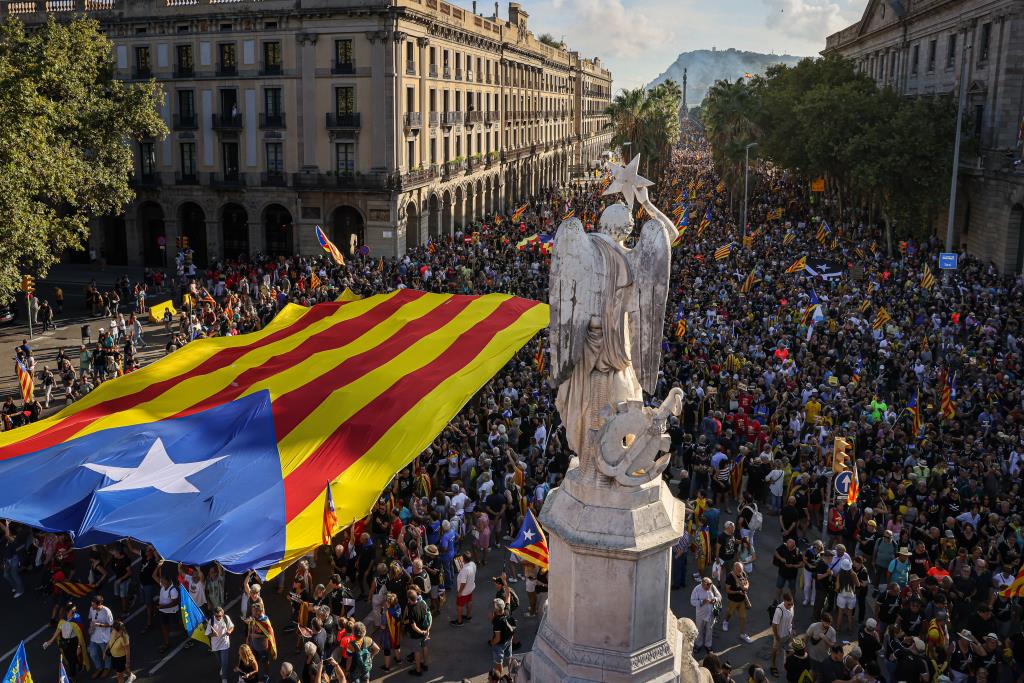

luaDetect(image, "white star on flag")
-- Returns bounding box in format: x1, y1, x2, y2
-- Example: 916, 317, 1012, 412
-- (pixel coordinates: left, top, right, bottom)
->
83, 438, 226, 494
602, 153, 653, 210
523, 530, 535, 541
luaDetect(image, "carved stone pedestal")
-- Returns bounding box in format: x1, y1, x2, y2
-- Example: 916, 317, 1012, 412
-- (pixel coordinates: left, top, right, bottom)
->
519, 465, 688, 682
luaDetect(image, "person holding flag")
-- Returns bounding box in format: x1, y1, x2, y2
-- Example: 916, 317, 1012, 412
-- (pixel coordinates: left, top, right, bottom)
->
44, 602, 90, 678
323, 482, 338, 546
507, 509, 549, 571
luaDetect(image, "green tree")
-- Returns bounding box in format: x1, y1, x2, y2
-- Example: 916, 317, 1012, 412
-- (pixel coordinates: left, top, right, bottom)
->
0, 17, 166, 300
700, 78, 759, 210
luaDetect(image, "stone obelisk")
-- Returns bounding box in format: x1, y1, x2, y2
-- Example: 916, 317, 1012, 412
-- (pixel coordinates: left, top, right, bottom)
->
520, 155, 708, 683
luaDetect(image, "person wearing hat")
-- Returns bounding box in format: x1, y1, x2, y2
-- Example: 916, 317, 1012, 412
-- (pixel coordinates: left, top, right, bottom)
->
888, 547, 912, 588
857, 619, 882, 677
872, 528, 897, 584
833, 556, 860, 633
420, 546, 444, 614
948, 630, 986, 683
783, 636, 811, 683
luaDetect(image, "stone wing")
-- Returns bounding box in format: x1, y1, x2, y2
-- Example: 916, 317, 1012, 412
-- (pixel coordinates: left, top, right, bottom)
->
548, 218, 601, 389
627, 219, 672, 394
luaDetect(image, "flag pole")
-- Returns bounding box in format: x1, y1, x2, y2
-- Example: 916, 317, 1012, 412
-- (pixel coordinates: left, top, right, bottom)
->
943, 35, 971, 283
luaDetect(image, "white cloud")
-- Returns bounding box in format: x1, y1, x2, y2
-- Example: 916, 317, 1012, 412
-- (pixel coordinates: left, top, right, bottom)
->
763, 0, 849, 42
545, 0, 670, 60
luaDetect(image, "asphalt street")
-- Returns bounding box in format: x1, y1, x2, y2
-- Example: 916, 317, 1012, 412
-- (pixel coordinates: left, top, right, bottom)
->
0, 265, 838, 681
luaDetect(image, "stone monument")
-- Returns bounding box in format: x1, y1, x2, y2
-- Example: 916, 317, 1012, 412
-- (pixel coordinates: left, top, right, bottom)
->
520, 155, 708, 683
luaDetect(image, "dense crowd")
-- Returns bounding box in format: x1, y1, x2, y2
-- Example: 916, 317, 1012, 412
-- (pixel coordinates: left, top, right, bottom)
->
4, 133, 1024, 683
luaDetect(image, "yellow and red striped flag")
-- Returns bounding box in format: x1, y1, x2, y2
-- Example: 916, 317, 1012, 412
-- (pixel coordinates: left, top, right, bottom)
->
872, 307, 891, 330
533, 339, 545, 375
15, 359, 33, 404
1000, 563, 1024, 598
510, 204, 528, 223
53, 581, 95, 598
785, 256, 806, 274
847, 462, 860, 505
508, 509, 549, 570
322, 482, 337, 545
921, 264, 936, 290
739, 269, 758, 294
309, 273, 321, 290
714, 243, 733, 261
0, 291, 548, 579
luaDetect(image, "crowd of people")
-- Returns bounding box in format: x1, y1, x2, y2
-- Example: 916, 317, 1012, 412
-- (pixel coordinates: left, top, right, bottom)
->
4, 132, 1024, 683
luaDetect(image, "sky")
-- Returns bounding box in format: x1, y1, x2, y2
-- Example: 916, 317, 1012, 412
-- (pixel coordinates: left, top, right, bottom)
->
502, 0, 868, 90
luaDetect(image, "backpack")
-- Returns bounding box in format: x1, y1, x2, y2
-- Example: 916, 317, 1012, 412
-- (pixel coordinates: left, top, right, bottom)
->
745, 504, 764, 532
507, 588, 520, 613
767, 599, 780, 623
350, 638, 372, 677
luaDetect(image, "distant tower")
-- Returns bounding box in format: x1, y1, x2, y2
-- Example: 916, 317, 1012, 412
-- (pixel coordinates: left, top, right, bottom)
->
678, 68, 688, 141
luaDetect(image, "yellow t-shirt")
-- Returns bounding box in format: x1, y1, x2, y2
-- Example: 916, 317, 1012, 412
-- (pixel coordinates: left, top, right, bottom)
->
107, 633, 129, 658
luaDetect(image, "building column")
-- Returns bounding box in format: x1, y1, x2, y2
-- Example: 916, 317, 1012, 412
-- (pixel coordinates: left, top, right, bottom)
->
391, 31, 407, 172
297, 33, 319, 170
164, 218, 180, 264
367, 31, 389, 171
124, 215, 143, 266
418, 37, 429, 168
433, 202, 443, 238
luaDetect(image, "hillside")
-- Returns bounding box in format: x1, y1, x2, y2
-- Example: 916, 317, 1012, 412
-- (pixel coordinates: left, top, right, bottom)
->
647, 48, 804, 105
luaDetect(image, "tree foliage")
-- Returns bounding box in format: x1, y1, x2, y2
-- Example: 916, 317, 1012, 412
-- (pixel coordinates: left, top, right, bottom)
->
605, 82, 681, 178
700, 54, 957, 238
0, 17, 166, 300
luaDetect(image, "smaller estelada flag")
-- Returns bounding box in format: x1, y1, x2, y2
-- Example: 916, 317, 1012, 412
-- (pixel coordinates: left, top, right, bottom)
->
847, 462, 860, 505
15, 359, 33, 404
322, 482, 338, 546
785, 256, 806, 274
508, 509, 549, 570
872, 307, 891, 330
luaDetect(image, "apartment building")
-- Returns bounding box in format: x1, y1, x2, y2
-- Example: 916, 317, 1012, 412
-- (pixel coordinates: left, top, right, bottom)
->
823, 0, 1024, 273
2, 0, 612, 265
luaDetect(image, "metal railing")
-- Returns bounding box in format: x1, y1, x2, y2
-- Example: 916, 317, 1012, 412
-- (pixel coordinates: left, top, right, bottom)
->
404, 112, 422, 128
331, 61, 355, 75
442, 111, 463, 126
325, 112, 361, 129
212, 113, 243, 130
173, 113, 197, 130
259, 113, 286, 129
260, 171, 287, 187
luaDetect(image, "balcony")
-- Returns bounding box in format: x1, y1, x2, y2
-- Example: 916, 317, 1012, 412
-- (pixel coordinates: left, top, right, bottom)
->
332, 61, 356, 75
442, 111, 463, 127
443, 66, 451, 79
261, 171, 288, 187
443, 159, 466, 176
133, 66, 152, 79
210, 172, 245, 188
131, 173, 161, 188
467, 111, 484, 125
455, 68, 463, 81
217, 64, 238, 77
467, 156, 481, 171
175, 172, 199, 186
291, 171, 394, 191
400, 166, 437, 189
486, 74, 492, 84
212, 113, 243, 130
403, 112, 423, 129
429, 64, 438, 78
466, 70, 474, 82
262, 62, 283, 76
173, 63, 194, 78
260, 113, 286, 129
428, 111, 440, 128
326, 112, 361, 130
485, 111, 499, 125
173, 113, 198, 130
406, 59, 416, 75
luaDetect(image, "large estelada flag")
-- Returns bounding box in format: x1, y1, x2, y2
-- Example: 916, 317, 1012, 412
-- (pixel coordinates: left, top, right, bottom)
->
0, 290, 547, 578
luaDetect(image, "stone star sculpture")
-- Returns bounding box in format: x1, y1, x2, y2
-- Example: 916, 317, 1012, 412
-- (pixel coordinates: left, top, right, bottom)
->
602, 153, 654, 210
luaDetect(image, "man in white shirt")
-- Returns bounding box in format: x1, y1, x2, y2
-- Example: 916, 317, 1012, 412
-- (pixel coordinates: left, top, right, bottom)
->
88, 595, 114, 676
155, 561, 180, 653
450, 484, 469, 518
451, 551, 477, 626
205, 605, 235, 682
689, 576, 721, 654
769, 592, 796, 675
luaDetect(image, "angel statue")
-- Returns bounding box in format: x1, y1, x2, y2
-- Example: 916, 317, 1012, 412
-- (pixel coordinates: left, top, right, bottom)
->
549, 154, 684, 486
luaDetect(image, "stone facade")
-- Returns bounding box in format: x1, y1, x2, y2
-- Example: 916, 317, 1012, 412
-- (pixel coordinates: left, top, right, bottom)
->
3, 0, 612, 266
823, 0, 1024, 272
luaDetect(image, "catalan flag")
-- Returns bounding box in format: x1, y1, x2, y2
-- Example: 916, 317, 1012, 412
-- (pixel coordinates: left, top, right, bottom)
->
698, 207, 710, 235
742, 235, 754, 249
851, 358, 862, 383
940, 371, 955, 420
921, 264, 936, 290
783, 232, 795, 246
508, 509, 549, 570
907, 389, 921, 437
0, 290, 547, 578
800, 304, 817, 327
15, 359, 33, 405
714, 243, 733, 261
872, 306, 891, 330
562, 209, 576, 221
847, 462, 860, 505
785, 256, 806, 274
858, 300, 871, 314
739, 269, 758, 294
510, 203, 528, 222
309, 273, 321, 290
715, 180, 725, 194
3, 642, 32, 683
179, 581, 211, 647
533, 339, 545, 375
53, 581, 95, 598
696, 526, 712, 571
1000, 563, 1024, 598
816, 221, 831, 245
674, 304, 687, 340
322, 482, 337, 545
315, 225, 345, 266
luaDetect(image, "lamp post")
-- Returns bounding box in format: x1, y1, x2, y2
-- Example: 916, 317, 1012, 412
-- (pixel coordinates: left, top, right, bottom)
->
943, 36, 971, 282
742, 142, 758, 238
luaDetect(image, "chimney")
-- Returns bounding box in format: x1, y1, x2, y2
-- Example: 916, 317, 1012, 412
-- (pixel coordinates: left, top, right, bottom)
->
472, 0, 477, 13
494, 2, 499, 19
508, 2, 528, 31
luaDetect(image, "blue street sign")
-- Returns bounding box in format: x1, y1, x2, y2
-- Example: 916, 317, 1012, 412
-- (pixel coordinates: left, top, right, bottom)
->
834, 470, 852, 496
938, 253, 958, 270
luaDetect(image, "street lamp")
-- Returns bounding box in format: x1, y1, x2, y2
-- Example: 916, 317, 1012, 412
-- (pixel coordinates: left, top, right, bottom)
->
742, 142, 758, 238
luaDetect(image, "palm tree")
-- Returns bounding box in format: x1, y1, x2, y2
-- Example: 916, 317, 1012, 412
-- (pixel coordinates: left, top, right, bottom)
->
605, 82, 681, 178
701, 78, 760, 211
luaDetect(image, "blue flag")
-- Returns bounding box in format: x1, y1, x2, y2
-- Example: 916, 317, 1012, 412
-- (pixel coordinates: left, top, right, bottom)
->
59, 657, 71, 683
179, 582, 211, 646
3, 641, 31, 683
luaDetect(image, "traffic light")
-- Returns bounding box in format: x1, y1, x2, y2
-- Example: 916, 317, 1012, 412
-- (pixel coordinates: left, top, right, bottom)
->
20, 275, 35, 295
182, 236, 190, 249
832, 436, 852, 473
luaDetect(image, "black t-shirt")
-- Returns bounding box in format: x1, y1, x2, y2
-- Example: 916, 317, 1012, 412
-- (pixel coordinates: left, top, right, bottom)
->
407, 599, 430, 633
139, 557, 159, 586
775, 544, 801, 579
813, 559, 832, 591
725, 571, 747, 603
485, 492, 507, 518
492, 614, 514, 644
781, 506, 802, 538
899, 607, 925, 636
717, 533, 738, 562
817, 657, 847, 683
876, 591, 901, 624
893, 651, 926, 683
